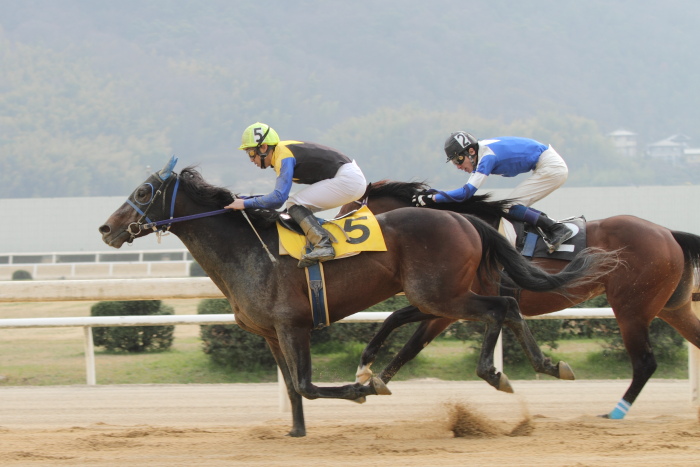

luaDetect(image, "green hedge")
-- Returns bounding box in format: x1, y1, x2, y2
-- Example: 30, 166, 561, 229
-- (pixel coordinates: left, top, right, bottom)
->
449, 294, 686, 365
11, 270, 32, 280
90, 300, 175, 352
197, 296, 420, 371
198, 299, 276, 371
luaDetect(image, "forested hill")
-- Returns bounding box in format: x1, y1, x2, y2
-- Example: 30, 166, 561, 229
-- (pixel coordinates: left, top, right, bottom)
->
1, 0, 699, 198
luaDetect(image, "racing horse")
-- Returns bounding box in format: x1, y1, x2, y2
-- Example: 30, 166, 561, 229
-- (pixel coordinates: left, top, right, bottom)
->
99, 159, 618, 436
338, 180, 700, 420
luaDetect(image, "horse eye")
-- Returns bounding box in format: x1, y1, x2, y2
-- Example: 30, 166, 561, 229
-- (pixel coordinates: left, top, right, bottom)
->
136, 186, 151, 202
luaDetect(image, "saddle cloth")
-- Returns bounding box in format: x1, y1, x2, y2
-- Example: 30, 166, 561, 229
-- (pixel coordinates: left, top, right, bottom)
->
499, 216, 587, 261
277, 205, 388, 260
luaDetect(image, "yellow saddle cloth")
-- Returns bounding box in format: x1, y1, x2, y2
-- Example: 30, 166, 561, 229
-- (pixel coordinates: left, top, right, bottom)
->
277, 205, 388, 260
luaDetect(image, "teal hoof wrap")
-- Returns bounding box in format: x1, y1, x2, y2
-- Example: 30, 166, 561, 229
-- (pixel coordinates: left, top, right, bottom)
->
608, 399, 631, 419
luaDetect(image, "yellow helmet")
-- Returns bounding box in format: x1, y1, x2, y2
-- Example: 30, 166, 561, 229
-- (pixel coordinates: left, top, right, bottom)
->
239, 122, 280, 149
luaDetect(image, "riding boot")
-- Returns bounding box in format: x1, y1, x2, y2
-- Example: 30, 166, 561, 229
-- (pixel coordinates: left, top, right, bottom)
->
507, 205, 573, 254
288, 205, 335, 268
534, 212, 573, 253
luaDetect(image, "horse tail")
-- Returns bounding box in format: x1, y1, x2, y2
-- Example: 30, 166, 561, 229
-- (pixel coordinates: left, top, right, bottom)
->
465, 215, 620, 294
671, 230, 700, 274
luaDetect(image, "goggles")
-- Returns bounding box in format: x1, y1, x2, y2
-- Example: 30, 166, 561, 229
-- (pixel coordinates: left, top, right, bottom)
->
450, 153, 467, 166
246, 148, 257, 159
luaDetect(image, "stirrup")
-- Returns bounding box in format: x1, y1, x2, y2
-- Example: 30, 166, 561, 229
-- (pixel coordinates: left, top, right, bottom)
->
538, 226, 573, 253
298, 247, 335, 268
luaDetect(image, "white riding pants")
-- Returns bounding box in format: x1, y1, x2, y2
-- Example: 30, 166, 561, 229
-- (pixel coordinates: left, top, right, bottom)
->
287, 160, 367, 213
505, 146, 568, 207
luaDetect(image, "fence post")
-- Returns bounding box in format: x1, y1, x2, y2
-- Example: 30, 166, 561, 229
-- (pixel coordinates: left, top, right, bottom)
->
84, 326, 96, 385
278, 367, 290, 412
690, 294, 700, 405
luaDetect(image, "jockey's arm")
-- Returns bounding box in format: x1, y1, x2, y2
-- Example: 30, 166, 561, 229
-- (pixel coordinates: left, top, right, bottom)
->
244, 158, 296, 209
434, 172, 487, 203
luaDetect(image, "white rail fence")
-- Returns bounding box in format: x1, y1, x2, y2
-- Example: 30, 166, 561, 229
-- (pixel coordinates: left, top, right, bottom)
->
1, 278, 698, 409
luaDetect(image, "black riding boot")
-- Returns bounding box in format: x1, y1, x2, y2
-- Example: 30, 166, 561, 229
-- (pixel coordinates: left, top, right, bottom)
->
535, 212, 573, 253
288, 205, 335, 268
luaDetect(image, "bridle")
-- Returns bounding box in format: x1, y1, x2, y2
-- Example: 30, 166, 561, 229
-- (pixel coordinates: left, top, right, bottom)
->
122, 165, 277, 263
125, 172, 180, 244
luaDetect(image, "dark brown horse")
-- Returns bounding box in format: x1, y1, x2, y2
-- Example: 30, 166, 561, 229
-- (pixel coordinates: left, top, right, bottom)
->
98, 159, 618, 436
338, 180, 700, 420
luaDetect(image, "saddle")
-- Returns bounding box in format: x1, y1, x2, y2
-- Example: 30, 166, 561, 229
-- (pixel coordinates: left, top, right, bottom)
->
276, 205, 387, 261
503, 216, 587, 261
498, 216, 587, 301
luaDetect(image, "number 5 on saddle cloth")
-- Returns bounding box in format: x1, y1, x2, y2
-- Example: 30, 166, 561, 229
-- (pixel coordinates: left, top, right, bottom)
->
277, 205, 387, 260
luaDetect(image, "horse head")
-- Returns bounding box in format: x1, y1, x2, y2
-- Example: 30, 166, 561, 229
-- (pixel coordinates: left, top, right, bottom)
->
99, 156, 180, 248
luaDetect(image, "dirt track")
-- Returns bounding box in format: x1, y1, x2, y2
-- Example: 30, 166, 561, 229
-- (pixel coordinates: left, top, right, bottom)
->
0, 379, 698, 466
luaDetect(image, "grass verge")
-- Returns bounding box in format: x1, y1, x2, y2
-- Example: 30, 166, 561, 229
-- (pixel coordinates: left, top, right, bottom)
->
0, 301, 689, 385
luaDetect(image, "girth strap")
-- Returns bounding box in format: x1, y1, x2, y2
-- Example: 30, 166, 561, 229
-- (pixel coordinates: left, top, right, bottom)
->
304, 259, 330, 330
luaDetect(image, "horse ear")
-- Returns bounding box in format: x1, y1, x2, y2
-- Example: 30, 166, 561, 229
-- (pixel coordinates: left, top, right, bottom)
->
158, 155, 178, 180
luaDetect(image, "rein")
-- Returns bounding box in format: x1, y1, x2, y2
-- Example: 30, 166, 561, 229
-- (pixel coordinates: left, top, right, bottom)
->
124, 171, 277, 263
126, 173, 231, 243
141, 208, 231, 230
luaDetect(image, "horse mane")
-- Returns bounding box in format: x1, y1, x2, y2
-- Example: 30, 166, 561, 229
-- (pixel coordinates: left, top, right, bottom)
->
364, 180, 431, 203
366, 179, 512, 220
179, 166, 235, 208
178, 166, 278, 227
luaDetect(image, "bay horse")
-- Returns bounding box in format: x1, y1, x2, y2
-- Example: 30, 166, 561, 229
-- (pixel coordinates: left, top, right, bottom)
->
338, 180, 700, 420
98, 159, 618, 436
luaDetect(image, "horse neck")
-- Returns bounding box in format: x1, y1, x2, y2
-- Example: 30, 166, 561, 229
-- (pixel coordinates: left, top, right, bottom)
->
169, 202, 275, 283
367, 197, 412, 212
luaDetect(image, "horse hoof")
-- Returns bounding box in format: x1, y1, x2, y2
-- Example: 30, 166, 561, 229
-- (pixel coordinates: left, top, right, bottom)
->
370, 377, 392, 395
351, 396, 367, 404
498, 373, 514, 393
355, 365, 373, 384
558, 361, 576, 380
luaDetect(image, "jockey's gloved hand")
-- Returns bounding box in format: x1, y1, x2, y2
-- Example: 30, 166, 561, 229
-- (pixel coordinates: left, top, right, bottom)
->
412, 194, 436, 207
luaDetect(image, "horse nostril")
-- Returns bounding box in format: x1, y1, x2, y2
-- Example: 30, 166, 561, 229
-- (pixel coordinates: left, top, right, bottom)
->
99, 225, 111, 234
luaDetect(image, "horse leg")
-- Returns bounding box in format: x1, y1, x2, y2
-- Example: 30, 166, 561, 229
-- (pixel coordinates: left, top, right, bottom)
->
277, 326, 392, 403
473, 297, 514, 393
355, 305, 438, 384
502, 303, 575, 380
418, 292, 514, 393
265, 337, 306, 437
376, 318, 454, 384
658, 302, 700, 350
603, 316, 657, 419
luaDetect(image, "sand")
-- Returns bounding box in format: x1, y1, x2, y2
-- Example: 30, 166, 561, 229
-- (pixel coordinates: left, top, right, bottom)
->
0, 379, 698, 466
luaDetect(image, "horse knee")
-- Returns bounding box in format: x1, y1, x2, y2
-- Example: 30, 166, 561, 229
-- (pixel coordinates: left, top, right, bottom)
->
294, 381, 320, 400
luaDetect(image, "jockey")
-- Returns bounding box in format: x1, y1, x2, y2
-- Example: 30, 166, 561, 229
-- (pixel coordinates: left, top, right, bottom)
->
414, 131, 573, 253
225, 122, 367, 268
